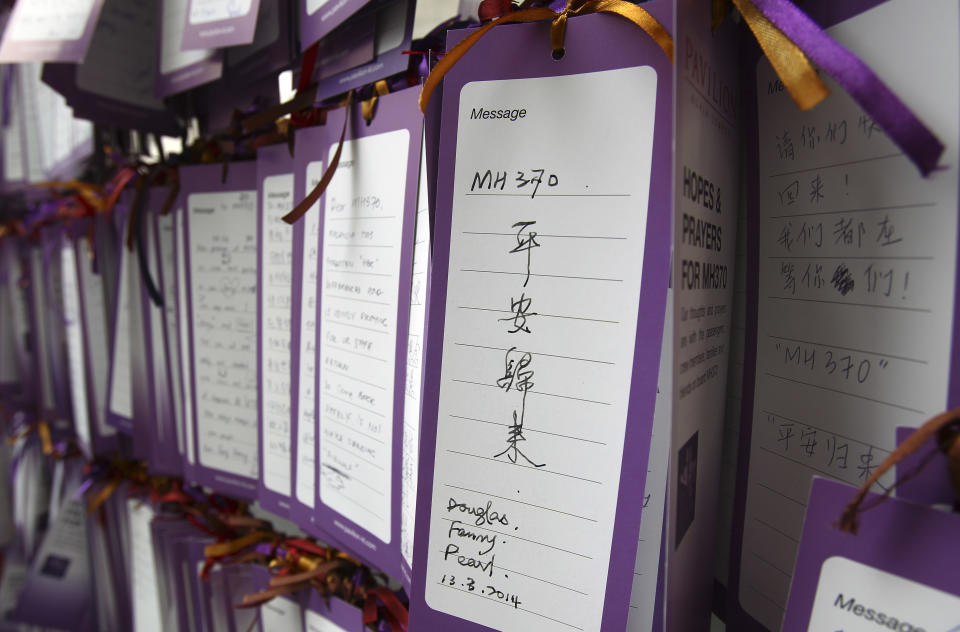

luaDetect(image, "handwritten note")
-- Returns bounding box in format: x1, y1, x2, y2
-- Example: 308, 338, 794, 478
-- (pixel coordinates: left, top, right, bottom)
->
187, 188, 259, 483
61, 239, 92, 450
127, 499, 163, 632
738, 1, 960, 628
176, 208, 197, 467
189, 0, 254, 24
423, 67, 658, 632
401, 141, 430, 573
294, 161, 323, 509
108, 234, 134, 422
261, 173, 294, 496
5, 0, 95, 42
317, 129, 409, 542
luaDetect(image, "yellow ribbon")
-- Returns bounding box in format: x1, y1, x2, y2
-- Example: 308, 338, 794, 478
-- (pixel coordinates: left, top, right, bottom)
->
361, 80, 391, 124
731, 0, 829, 110
36, 421, 53, 455
204, 531, 274, 558
419, 0, 674, 113
87, 478, 122, 514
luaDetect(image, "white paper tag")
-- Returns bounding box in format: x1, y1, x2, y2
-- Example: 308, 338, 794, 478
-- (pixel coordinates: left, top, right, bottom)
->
807, 557, 960, 631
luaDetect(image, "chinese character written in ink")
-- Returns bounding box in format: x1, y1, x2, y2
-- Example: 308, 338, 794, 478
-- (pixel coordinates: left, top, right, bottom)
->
876, 215, 903, 247
858, 114, 881, 139
510, 221, 540, 287
777, 422, 795, 451
499, 292, 537, 334
780, 262, 797, 295
801, 263, 825, 289
809, 174, 825, 204
777, 180, 800, 206
833, 218, 866, 247
857, 446, 877, 481
826, 435, 849, 469
825, 119, 848, 144
800, 428, 817, 458
776, 130, 795, 160
494, 348, 544, 468
778, 222, 794, 252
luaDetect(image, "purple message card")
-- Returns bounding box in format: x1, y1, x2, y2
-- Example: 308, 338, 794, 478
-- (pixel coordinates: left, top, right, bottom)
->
894, 426, 956, 507
257, 144, 297, 516
312, 0, 416, 102
409, 8, 673, 631
287, 124, 338, 540
727, 0, 960, 629
299, 0, 374, 51
782, 477, 960, 631
105, 202, 136, 434
139, 189, 182, 475
40, 0, 180, 135
309, 86, 422, 579
181, 0, 262, 50
156, 0, 224, 98
0, 0, 105, 63
181, 162, 260, 498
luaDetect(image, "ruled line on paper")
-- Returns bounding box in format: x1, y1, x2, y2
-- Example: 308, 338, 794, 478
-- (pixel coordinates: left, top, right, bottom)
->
463, 231, 628, 240
453, 342, 615, 365
322, 415, 386, 445
322, 368, 388, 390
323, 392, 386, 417
464, 193, 630, 198
325, 215, 397, 220
324, 343, 389, 363
445, 450, 603, 484
448, 414, 607, 446
433, 552, 592, 597
763, 372, 927, 414
765, 295, 932, 313
450, 379, 612, 406
757, 445, 878, 488
326, 319, 389, 335
767, 201, 936, 220
457, 306, 620, 326
459, 269, 624, 283
323, 294, 390, 307
442, 483, 598, 522
438, 518, 592, 559
319, 463, 386, 497
767, 255, 934, 261
495, 566, 589, 595
750, 516, 800, 545
755, 481, 807, 507
767, 152, 905, 178
435, 582, 585, 630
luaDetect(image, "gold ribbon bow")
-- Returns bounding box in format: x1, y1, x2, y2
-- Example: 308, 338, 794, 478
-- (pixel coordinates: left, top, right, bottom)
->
419, 0, 674, 113
730, 0, 829, 110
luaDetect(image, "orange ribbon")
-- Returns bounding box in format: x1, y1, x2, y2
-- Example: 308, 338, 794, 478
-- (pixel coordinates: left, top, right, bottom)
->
418, 0, 674, 113
730, 0, 828, 110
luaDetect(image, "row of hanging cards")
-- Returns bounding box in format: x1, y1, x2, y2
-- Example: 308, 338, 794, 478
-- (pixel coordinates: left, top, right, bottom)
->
727, 0, 960, 630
